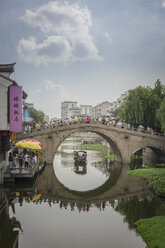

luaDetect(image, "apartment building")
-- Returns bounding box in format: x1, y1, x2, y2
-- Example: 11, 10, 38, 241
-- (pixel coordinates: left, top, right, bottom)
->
92, 101, 110, 118
61, 101, 78, 119
80, 105, 92, 116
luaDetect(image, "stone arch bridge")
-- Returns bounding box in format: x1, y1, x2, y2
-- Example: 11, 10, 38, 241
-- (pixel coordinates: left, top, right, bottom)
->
17, 123, 165, 164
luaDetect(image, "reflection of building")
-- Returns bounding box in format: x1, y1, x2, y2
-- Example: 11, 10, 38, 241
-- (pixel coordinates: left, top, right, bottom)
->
0, 63, 27, 184
0, 187, 21, 248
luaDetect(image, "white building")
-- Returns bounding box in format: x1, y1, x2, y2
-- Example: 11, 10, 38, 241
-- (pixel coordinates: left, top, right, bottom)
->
61, 101, 78, 119
80, 105, 92, 116
107, 91, 129, 118
68, 107, 81, 118
92, 101, 110, 118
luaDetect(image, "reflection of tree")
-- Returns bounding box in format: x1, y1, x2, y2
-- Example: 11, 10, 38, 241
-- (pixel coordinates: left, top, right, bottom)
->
90, 159, 118, 177
115, 195, 165, 229
130, 149, 143, 170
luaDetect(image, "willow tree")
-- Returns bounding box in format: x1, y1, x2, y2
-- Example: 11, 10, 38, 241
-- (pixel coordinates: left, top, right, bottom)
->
117, 80, 165, 130
157, 99, 165, 133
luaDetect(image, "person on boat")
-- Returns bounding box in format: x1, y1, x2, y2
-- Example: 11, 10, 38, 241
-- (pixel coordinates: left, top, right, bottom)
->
81, 153, 86, 160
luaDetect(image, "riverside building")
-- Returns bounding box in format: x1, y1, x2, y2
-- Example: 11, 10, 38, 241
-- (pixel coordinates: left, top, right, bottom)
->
0, 63, 27, 184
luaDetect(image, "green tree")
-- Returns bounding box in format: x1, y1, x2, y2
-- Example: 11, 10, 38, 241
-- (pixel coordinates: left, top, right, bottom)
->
29, 107, 45, 123
116, 80, 165, 130
156, 99, 165, 133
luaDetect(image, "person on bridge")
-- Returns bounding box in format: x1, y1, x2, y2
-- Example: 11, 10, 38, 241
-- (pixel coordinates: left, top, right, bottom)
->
19, 153, 24, 169
8, 152, 13, 169
24, 154, 29, 168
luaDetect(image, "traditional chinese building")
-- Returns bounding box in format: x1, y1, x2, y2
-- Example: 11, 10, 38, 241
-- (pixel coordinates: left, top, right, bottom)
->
0, 63, 27, 184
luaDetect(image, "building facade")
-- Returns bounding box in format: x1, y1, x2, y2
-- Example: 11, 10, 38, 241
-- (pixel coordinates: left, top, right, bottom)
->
61, 101, 78, 119
92, 101, 110, 118
80, 105, 92, 116
68, 107, 81, 118
0, 63, 27, 184
107, 91, 129, 117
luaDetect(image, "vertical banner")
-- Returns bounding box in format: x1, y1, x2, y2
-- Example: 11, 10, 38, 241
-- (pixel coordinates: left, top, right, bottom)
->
10, 86, 22, 132
23, 109, 29, 121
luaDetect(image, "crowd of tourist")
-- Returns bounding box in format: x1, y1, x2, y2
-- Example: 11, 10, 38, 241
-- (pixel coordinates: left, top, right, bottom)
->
22, 115, 162, 137
8, 150, 40, 170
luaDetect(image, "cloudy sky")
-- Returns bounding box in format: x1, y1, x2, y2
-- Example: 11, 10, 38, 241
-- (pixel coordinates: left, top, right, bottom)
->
1, 0, 165, 117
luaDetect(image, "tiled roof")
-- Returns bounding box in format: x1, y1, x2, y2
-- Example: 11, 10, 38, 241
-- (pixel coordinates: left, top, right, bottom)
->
0, 62, 16, 73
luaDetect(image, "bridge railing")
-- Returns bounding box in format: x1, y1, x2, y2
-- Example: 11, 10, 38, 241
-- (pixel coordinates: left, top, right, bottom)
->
19, 121, 165, 138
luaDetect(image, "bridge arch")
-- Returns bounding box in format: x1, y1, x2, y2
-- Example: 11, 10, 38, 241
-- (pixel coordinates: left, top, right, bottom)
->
45, 127, 123, 164
130, 145, 165, 167
16, 123, 165, 164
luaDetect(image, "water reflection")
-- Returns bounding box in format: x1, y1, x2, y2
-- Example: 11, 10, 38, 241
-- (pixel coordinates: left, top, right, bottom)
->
130, 149, 143, 170
2, 178, 165, 248
73, 163, 87, 175
116, 194, 165, 229
2, 136, 164, 248
53, 136, 119, 191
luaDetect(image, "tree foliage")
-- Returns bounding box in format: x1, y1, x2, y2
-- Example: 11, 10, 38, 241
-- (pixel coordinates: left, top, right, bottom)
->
29, 107, 45, 123
156, 98, 165, 133
117, 79, 165, 131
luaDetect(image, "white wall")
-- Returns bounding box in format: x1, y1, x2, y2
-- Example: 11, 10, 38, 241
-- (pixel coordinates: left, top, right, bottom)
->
0, 77, 11, 130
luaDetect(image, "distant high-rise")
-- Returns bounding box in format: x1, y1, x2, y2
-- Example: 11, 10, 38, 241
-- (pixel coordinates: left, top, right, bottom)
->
80, 105, 92, 116
61, 101, 78, 119
92, 101, 110, 118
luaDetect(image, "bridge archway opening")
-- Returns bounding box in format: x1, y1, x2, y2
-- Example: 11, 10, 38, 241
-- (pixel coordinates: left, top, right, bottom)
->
130, 146, 165, 170
53, 131, 122, 192
53, 130, 122, 163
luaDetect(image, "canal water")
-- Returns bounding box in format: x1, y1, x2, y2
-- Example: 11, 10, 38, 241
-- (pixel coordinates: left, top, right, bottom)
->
1, 135, 165, 248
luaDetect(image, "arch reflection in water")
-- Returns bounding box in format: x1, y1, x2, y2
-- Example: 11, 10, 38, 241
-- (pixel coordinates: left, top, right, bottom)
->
53, 134, 119, 191
1, 163, 153, 248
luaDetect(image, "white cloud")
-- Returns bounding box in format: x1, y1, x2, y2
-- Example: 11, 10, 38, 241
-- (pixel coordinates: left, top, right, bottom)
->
42, 79, 69, 98
162, 1, 165, 7
104, 32, 112, 43
18, 1, 100, 64
42, 80, 55, 90
28, 89, 41, 96
27, 79, 72, 117
17, 36, 71, 65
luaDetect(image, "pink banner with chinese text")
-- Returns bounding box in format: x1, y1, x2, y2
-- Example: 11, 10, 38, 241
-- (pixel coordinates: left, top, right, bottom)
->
10, 86, 22, 132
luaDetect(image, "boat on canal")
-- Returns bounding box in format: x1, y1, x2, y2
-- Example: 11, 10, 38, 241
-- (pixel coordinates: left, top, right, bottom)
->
74, 150, 87, 164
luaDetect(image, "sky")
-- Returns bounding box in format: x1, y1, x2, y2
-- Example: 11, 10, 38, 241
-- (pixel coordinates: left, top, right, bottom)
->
1, 0, 165, 118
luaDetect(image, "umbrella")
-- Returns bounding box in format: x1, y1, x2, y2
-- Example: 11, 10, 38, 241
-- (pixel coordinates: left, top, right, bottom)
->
36, 123, 40, 129
22, 139, 43, 147
15, 141, 41, 150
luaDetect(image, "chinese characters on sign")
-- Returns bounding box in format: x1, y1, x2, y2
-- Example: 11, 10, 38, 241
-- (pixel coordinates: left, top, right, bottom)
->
10, 86, 22, 132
